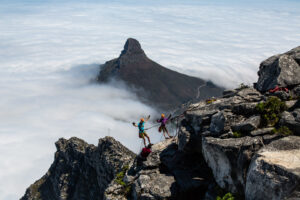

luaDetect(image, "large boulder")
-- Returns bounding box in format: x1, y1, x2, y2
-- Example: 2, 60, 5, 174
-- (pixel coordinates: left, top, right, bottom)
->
232, 102, 258, 116
202, 136, 264, 195
246, 136, 300, 200
210, 111, 245, 136
231, 115, 261, 133
132, 169, 176, 200
255, 46, 300, 92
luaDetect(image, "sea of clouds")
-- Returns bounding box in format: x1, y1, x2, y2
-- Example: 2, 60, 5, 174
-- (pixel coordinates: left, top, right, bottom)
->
1, 0, 300, 199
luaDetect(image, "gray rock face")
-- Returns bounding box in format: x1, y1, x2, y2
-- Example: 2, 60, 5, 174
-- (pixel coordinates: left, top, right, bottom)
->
129, 140, 179, 200
250, 127, 273, 136
105, 140, 178, 200
246, 136, 300, 200
21, 137, 135, 200
232, 102, 257, 116
232, 115, 261, 133
256, 47, 300, 92
292, 85, 300, 97
105, 138, 214, 200
236, 87, 262, 102
132, 169, 176, 200
178, 126, 192, 151
280, 109, 300, 135
202, 136, 264, 195
209, 112, 226, 135
271, 90, 290, 100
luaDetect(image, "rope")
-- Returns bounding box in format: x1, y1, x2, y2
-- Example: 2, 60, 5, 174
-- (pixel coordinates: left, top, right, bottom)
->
144, 123, 160, 130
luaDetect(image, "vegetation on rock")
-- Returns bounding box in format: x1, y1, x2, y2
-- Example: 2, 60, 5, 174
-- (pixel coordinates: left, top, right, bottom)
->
232, 131, 242, 138
115, 165, 131, 197
272, 126, 293, 136
256, 96, 287, 126
216, 192, 235, 200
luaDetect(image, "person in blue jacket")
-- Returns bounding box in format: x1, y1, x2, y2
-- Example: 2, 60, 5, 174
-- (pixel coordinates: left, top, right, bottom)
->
133, 118, 151, 147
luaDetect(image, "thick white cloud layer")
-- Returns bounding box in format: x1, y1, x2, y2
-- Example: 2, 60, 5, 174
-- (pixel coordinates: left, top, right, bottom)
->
0, 0, 300, 199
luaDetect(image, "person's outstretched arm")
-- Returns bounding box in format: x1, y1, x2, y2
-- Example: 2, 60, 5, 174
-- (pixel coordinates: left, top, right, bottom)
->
145, 115, 150, 122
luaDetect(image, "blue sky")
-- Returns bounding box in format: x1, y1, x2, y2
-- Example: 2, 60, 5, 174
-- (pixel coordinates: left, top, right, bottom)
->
0, 0, 300, 199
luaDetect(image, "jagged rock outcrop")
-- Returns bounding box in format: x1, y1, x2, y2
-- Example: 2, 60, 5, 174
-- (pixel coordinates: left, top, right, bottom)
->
177, 60, 300, 198
97, 38, 223, 110
105, 138, 214, 200
21, 137, 135, 200
255, 46, 300, 92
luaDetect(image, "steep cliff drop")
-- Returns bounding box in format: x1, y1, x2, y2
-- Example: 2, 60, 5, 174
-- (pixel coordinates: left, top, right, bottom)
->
97, 38, 224, 110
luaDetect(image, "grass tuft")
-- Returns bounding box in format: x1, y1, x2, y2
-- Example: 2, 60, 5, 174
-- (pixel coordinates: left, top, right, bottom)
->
272, 126, 293, 136
216, 192, 235, 200
232, 131, 242, 138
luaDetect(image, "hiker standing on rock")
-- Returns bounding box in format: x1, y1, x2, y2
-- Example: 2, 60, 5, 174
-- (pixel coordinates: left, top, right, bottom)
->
157, 113, 172, 139
133, 117, 151, 147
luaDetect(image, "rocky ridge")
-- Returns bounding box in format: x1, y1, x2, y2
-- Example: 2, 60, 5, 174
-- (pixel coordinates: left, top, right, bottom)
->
21, 137, 135, 200
22, 46, 300, 200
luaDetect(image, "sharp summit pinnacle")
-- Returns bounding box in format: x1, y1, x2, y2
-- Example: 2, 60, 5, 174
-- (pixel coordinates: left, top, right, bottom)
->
120, 38, 145, 57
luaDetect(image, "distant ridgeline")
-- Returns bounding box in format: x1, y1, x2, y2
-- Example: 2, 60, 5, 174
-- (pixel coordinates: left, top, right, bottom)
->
22, 46, 300, 200
97, 38, 224, 110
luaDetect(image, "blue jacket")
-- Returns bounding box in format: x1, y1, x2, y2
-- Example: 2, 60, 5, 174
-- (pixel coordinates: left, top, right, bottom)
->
138, 122, 145, 133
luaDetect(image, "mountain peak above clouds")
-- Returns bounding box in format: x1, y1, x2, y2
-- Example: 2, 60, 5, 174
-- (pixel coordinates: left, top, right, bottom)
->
97, 38, 224, 110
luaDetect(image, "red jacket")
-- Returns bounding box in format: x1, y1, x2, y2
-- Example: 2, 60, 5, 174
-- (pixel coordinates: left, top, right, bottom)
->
141, 147, 152, 158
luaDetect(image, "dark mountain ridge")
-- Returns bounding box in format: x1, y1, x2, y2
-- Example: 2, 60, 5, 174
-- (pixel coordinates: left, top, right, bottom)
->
97, 38, 224, 110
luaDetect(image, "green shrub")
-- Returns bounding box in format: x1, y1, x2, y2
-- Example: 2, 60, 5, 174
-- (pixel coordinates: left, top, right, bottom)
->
232, 131, 242, 138
115, 165, 131, 197
272, 126, 293, 136
256, 96, 287, 126
115, 165, 129, 186
216, 192, 235, 200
